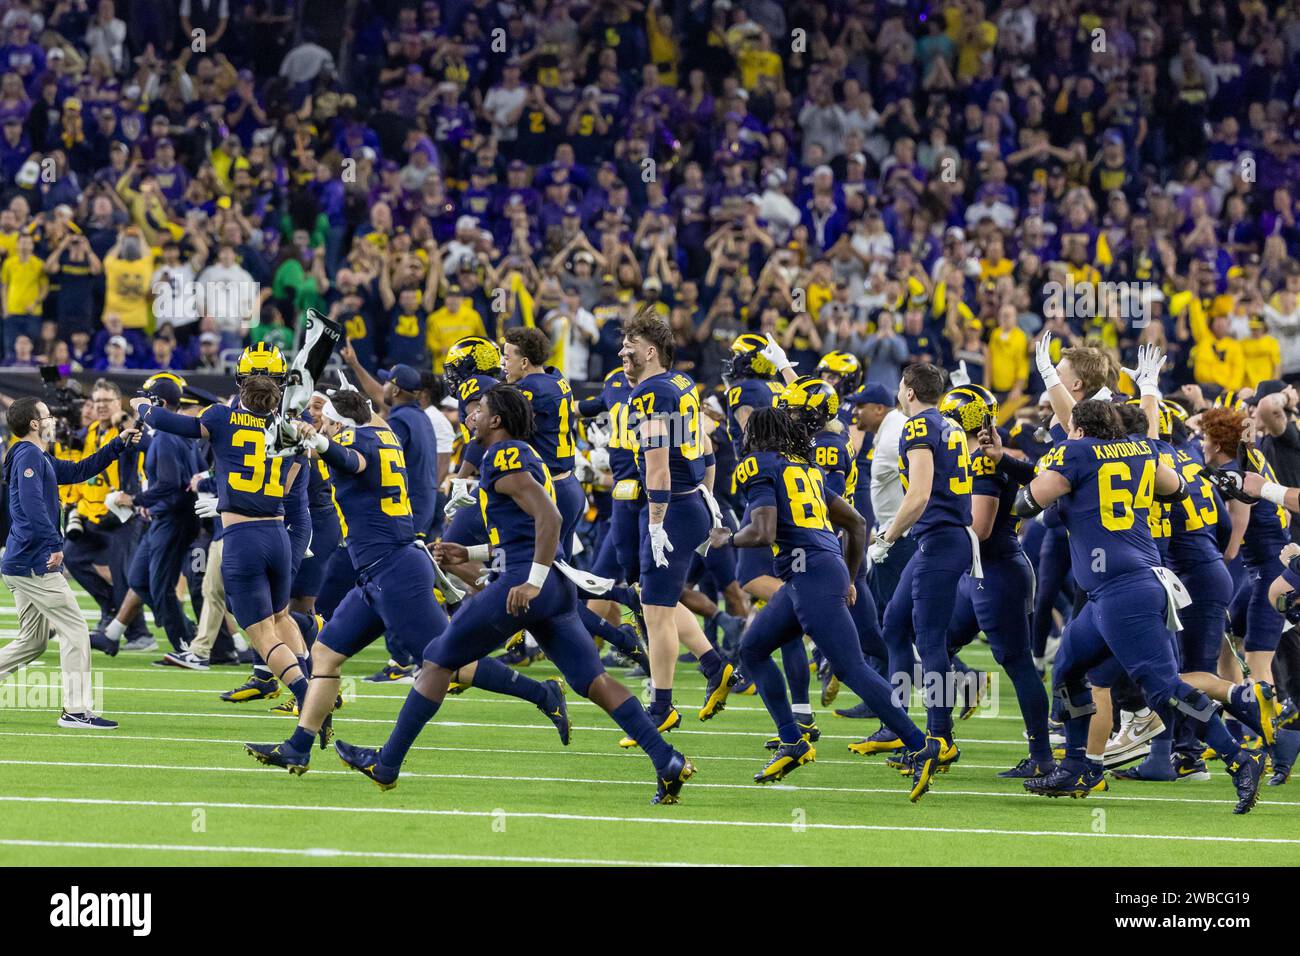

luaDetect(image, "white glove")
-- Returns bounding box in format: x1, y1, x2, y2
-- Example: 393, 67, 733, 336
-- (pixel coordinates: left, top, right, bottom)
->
1035, 331, 1060, 389
760, 333, 793, 373
574, 452, 596, 483
648, 521, 674, 568
304, 431, 328, 453
444, 477, 479, 518
588, 446, 610, 473
868, 536, 893, 564
1122, 343, 1166, 398
585, 419, 610, 449
949, 359, 971, 387
194, 495, 219, 519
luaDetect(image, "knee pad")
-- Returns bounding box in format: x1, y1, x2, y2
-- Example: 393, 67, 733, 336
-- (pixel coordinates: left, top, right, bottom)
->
1053, 682, 1096, 719
1172, 685, 1221, 723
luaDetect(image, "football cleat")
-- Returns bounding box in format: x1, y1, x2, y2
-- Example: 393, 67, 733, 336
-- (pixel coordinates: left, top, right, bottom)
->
1173, 752, 1212, 781
244, 741, 309, 775
755, 738, 815, 783
318, 713, 334, 750
500, 643, 543, 666
818, 658, 840, 707
849, 726, 906, 756
1024, 762, 1108, 798
364, 663, 414, 683
835, 700, 877, 719
907, 736, 946, 802
731, 668, 756, 695
504, 631, 525, 651
1111, 756, 1177, 782
652, 752, 696, 805
1225, 750, 1264, 814
220, 675, 281, 703
958, 671, 990, 720
618, 626, 651, 672
269, 698, 298, 716
620, 707, 681, 748
1266, 729, 1299, 786
539, 679, 571, 745
886, 750, 914, 776
1250, 681, 1280, 746
335, 740, 398, 791
698, 662, 738, 721
1276, 698, 1298, 730
765, 718, 820, 750
997, 757, 1057, 779
447, 679, 468, 695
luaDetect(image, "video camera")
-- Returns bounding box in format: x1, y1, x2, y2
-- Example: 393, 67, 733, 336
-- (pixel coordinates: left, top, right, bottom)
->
38, 365, 86, 453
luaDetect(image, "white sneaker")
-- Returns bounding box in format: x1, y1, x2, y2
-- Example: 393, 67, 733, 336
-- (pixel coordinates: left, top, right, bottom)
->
165, 650, 210, 670
121, 635, 158, 652
1104, 709, 1164, 767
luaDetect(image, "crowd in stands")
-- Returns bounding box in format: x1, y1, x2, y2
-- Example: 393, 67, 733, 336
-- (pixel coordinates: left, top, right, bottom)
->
0, 0, 1298, 414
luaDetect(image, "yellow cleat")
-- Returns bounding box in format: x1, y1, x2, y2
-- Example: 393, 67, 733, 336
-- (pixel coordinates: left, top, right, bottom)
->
848, 728, 905, 756
1254, 682, 1280, 746
698, 662, 737, 721
447, 680, 468, 695
620, 707, 681, 748
505, 631, 525, 650
755, 740, 815, 783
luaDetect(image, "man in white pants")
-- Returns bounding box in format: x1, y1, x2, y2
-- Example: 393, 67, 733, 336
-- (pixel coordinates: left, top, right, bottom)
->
0, 397, 138, 728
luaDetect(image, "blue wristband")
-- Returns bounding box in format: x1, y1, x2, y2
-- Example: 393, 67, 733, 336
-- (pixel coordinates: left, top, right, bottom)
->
647, 488, 671, 504
703, 453, 716, 468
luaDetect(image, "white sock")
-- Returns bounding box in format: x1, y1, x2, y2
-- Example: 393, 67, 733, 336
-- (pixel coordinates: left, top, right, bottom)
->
1085, 751, 1104, 765
792, 703, 813, 717
105, 619, 125, 641
1133, 707, 1152, 719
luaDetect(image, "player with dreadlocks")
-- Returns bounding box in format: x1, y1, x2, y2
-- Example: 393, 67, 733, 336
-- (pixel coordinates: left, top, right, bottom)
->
712, 404, 943, 799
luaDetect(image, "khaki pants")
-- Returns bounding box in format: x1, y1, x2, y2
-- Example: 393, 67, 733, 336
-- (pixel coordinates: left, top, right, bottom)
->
0, 570, 96, 714
190, 537, 231, 659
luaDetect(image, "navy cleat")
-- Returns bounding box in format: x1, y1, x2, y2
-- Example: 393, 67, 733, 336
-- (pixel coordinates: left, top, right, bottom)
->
1276, 698, 1298, 730
908, 736, 947, 802
539, 678, 571, 745
1024, 761, 1108, 798
1173, 752, 1212, 781
1267, 729, 1299, 786
620, 707, 680, 748
1111, 756, 1178, 782
244, 741, 309, 775
1226, 749, 1264, 813
818, 658, 840, 707
364, 663, 414, 683
886, 750, 914, 775
698, 662, 738, 721
849, 726, 905, 756
652, 752, 696, 805
730, 667, 756, 695
998, 757, 1057, 779
765, 717, 819, 750
90, 631, 119, 657
619, 627, 651, 672
756, 738, 815, 783
318, 713, 334, 750
715, 612, 745, 655
957, 671, 990, 720
335, 740, 398, 791
834, 700, 876, 719
221, 675, 280, 703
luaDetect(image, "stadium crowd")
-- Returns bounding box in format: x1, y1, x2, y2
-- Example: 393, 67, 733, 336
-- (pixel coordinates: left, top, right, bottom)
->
1, 0, 1300, 807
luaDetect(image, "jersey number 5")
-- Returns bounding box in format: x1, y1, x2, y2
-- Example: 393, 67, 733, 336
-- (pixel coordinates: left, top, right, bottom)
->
378, 447, 413, 517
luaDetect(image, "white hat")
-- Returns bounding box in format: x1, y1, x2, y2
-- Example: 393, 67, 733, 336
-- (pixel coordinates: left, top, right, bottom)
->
455, 214, 478, 232
108, 335, 130, 352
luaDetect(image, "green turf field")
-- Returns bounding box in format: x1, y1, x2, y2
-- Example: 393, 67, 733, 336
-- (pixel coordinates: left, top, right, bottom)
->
0, 585, 1297, 866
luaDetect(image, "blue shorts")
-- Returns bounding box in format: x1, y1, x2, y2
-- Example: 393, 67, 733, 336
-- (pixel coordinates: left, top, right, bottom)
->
638, 489, 711, 607
1171, 558, 1233, 673
1233, 562, 1285, 653
319, 544, 448, 658
424, 566, 606, 696
221, 520, 292, 628
735, 503, 776, 584
291, 508, 342, 599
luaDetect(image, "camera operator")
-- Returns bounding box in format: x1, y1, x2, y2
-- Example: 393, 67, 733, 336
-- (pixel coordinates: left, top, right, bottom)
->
61, 378, 151, 651
0, 397, 139, 728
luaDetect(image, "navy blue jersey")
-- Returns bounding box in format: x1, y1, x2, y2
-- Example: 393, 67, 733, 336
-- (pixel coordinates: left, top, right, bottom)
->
724, 377, 784, 458
898, 407, 973, 537
629, 370, 706, 492
457, 373, 499, 420
199, 404, 291, 517
1145, 437, 1175, 560
478, 439, 556, 569
332, 425, 416, 569
1041, 436, 1161, 594
307, 456, 335, 513
1166, 441, 1223, 568
516, 368, 577, 473
969, 442, 1022, 560
735, 449, 843, 580
597, 368, 638, 482
812, 428, 858, 503
1229, 447, 1290, 568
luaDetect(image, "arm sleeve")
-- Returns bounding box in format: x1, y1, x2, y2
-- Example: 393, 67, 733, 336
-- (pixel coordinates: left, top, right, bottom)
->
996, 453, 1038, 486
578, 396, 605, 417
142, 404, 204, 438
50, 437, 125, 485
320, 438, 363, 475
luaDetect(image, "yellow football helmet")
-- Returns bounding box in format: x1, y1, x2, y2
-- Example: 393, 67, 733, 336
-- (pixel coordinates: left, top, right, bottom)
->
816, 350, 864, 396
1126, 397, 1172, 437
778, 375, 840, 432
722, 333, 778, 383
444, 336, 502, 389
940, 384, 999, 433
236, 342, 287, 384
1214, 389, 1246, 412
143, 371, 188, 392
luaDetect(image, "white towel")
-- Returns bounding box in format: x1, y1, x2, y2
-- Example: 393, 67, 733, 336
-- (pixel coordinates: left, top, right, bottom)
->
1152, 566, 1191, 631
967, 526, 984, 580
554, 558, 615, 595
419, 542, 467, 605
695, 484, 724, 556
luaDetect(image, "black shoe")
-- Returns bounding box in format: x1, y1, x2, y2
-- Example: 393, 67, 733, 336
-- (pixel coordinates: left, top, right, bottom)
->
652, 752, 696, 805
244, 741, 309, 774
834, 700, 877, 719
539, 679, 570, 745
1226, 750, 1265, 814
997, 757, 1057, 779
89, 630, 119, 657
